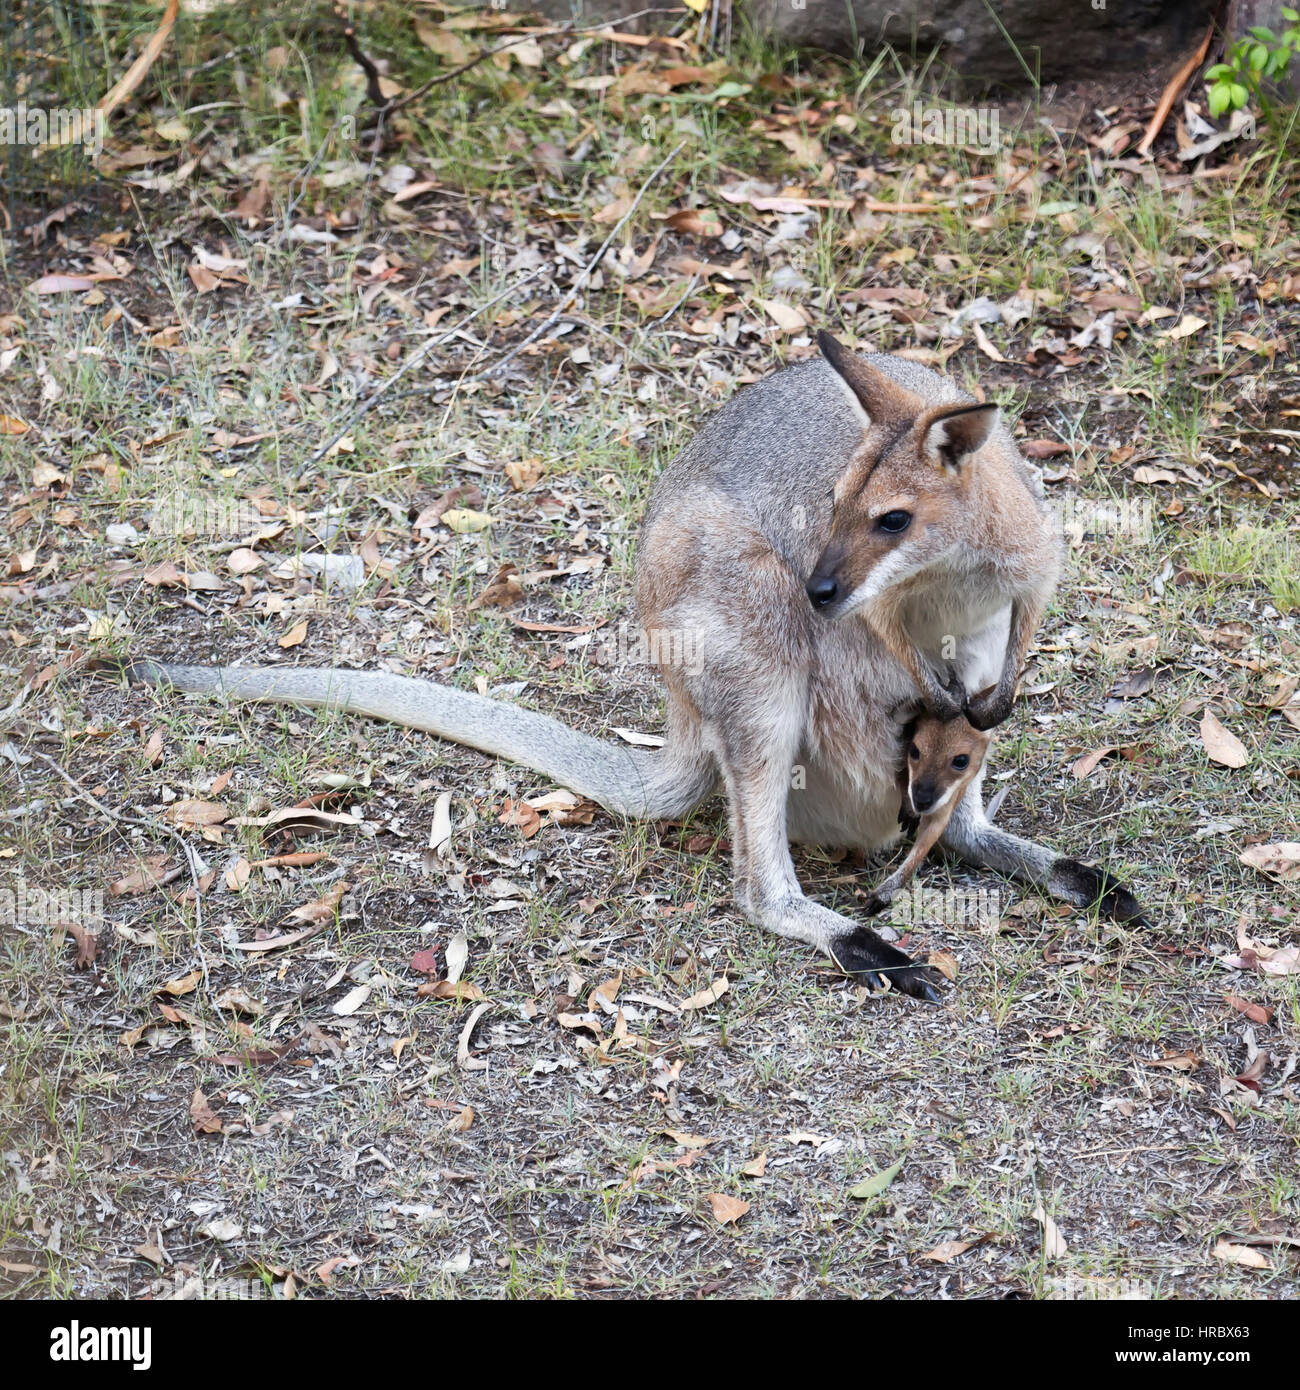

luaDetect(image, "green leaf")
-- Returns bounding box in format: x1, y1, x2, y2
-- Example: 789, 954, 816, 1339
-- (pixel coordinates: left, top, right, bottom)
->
1205, 63, 1234, 80
1230, 82, 1250, 108
848, 1157, 904, 1202
1250, 43, 1269, 70
1207, 83, 1232, 118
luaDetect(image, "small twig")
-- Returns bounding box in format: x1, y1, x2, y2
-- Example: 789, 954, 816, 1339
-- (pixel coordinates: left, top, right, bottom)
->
307, 265, 548, 465
380, 10, 687, 116
340, 21, 386, 109
27, 748, 207, 932
1137, 21, 1216, 157
468, 142, 684, 384
96, 0, 180, 124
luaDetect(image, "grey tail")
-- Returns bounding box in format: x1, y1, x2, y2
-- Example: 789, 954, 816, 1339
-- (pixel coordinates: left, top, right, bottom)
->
117, 659, 715, 821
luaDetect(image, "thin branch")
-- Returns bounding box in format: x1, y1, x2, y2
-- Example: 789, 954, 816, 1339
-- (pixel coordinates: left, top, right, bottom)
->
467, 141, 685, 384
28, 748, 207, 932
379, 10, 689, 116
306, 265, 548, 465
1137, 21, 1216, 157
340, 22, 386, 110
97, 0, 180, 123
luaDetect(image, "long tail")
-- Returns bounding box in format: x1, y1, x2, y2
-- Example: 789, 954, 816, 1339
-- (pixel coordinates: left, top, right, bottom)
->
116, 659, 715, 820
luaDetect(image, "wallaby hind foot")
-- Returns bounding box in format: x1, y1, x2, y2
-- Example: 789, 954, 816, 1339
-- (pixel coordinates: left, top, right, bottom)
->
828, 927, 944, 1003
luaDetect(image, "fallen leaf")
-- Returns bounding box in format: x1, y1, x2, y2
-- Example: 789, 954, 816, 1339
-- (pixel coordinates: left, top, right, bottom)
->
445, 931, 468, 985
440, 507, 493, 533
1200, 710, 1248, 768
417, 980, 485, 1002
1223, 993, 1274, 1026
278, 619, 309, 649
457, 1000, 491, 1071
1159, 313, 1207, 340
159, 970, 202, 997
757, 298, 807, 333
1213, 1238, 1269, 1270
918, 1239, 976, 1263
190, 1088, 224, 1134
848, 1157, 903, 1202
681, 976, 729, 1010
332, 983, 371, 1016
1032, 1203, 1068, 1259
27, 274, 96, 295
410, 947, 439, 976
1072, 745, 1118, 779
705, 1192, 750, 1225
1239, 842, 1300, 883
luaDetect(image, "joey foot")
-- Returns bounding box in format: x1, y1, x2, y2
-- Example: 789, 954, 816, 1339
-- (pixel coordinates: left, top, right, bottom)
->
829, 925, 944, 1003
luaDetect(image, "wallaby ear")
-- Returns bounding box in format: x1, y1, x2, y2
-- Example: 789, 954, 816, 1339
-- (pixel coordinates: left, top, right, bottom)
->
918, 402, 998, 472
817, 330, 921, 425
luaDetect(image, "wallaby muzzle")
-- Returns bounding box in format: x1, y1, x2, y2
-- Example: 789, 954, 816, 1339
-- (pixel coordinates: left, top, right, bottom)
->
806, 544, 846, 613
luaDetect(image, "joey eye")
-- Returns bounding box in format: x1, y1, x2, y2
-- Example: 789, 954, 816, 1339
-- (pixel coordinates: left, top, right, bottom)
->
876, 510, 912, 534
951, 754, 970, 770
908, 744, 920, 760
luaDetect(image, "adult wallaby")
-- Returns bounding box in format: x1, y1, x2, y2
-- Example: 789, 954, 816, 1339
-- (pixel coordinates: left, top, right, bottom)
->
118, 331, 1146, 1002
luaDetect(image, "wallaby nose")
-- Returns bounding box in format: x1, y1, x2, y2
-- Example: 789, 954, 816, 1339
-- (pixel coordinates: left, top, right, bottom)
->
911, 782, 937, 814
806, 574, 839, 608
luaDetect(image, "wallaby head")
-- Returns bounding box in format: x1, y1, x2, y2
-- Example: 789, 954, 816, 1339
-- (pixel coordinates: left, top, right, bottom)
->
805, 330, 1000, 618
902, 714, 991, 817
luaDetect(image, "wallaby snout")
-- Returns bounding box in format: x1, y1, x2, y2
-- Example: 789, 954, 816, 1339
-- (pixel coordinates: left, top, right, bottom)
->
806, 549, 844, 611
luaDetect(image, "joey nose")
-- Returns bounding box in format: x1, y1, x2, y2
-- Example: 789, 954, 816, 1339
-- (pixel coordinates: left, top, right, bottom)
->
911, 782, 937, 814
806, 574, 839, 609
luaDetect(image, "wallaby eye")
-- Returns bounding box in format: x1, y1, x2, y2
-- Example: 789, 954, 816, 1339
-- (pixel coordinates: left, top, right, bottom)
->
908, 744, 920, 760
952, 754, 970, 770
877, 510, 912, 534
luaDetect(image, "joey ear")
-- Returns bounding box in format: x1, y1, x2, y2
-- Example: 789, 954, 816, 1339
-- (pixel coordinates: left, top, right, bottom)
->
817, 329, 921, 425
919, 402, 999, 471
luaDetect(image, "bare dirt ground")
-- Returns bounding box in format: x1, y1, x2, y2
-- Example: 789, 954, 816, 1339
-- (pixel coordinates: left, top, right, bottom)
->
1, 5, 1298, 1300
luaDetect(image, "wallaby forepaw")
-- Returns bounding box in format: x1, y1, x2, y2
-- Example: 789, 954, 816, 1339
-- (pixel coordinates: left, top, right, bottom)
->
829, 927, 944, 1003
964, 687, 1013, 731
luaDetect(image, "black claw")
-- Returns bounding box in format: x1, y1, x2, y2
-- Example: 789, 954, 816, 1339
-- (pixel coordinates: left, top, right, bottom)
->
862, 893, 888, 918
912, 975, 944, 1005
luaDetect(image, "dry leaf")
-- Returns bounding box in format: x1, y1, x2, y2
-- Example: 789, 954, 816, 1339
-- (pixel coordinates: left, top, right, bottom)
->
1200, 710, 1248, 768
278, 619, 309, 649
190, 1088, 223, 1134
1213, 1239, 1269, 1270
918, 1239, 976, 1263
1031, 1203, 1067, 1259
1159, 314, 1207, 340
445, 931, 468, 985
457, 1000, 491, 1071
1239, 842, 1300, 883
705, 1192, 750, 1225
159, 970, 201, 997
681, 976, 729, 1010
757, 298, 807, 333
